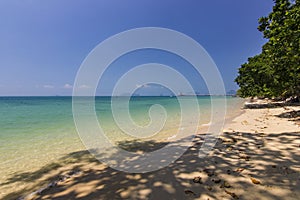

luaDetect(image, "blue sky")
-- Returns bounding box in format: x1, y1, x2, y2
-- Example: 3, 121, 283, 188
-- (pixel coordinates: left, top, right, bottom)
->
0, 0, 273, 96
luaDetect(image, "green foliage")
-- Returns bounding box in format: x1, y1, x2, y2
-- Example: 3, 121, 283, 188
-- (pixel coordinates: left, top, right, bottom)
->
235, 0, 300, 100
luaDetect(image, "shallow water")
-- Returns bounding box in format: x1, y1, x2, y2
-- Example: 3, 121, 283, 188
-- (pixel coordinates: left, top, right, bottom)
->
0, 96, 244, 197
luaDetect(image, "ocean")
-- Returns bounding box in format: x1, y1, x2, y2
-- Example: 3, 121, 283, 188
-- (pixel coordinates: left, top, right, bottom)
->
0, 96, 244, 197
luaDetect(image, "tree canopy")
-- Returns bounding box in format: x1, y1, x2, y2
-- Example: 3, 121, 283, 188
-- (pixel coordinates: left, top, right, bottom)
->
235, 0, 300, 101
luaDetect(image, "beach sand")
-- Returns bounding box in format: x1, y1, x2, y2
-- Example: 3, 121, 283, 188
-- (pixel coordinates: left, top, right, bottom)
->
3, 103, 300, 200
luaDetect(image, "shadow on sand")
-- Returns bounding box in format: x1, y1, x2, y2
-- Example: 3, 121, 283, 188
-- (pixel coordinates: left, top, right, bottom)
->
2, 129, 300, 200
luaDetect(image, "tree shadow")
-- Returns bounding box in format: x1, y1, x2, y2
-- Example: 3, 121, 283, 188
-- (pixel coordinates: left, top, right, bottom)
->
2, 131, 300, 200
116, 139, 169, 152
276, 109, 300, 125
277, 110, 300, 119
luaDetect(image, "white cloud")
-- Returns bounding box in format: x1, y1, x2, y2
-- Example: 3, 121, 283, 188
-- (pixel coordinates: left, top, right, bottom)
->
63, 83, 73, 89
79, 84, 90, 89
43, 85, 54, 89
135, 84, 151, 89
136, 84, 142, 89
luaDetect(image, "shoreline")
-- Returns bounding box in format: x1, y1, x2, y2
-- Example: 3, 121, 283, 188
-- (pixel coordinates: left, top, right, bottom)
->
3, 100, 300, 200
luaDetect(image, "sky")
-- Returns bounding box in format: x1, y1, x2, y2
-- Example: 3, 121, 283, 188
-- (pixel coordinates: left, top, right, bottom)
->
0, 0, 274, 96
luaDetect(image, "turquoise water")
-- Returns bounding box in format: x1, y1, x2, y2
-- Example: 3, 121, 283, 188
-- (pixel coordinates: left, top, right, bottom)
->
0, 96, 243, 193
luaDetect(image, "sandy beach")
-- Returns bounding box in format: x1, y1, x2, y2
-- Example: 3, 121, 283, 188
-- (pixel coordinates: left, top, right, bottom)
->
1, 0, 299, 199
3, 102, 300, 200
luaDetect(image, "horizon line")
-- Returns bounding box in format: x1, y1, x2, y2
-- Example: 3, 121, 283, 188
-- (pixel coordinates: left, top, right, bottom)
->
0, 94, 236, 97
